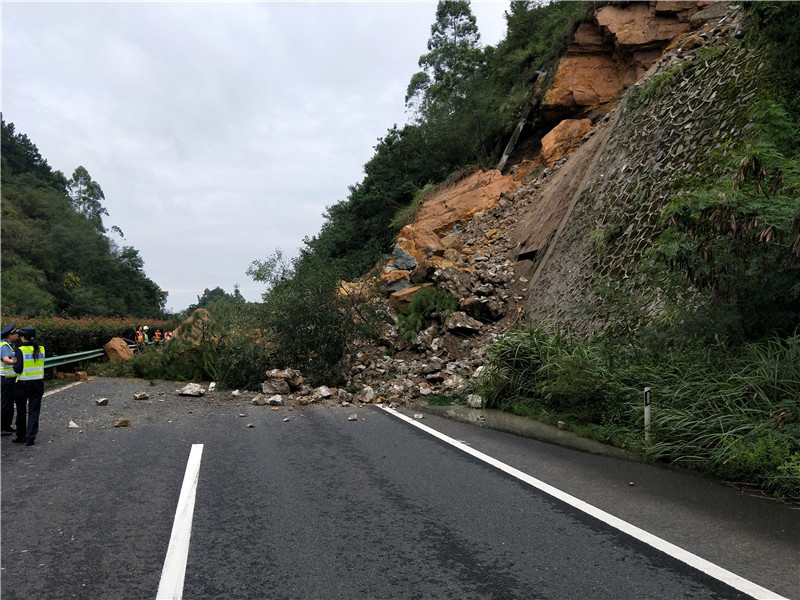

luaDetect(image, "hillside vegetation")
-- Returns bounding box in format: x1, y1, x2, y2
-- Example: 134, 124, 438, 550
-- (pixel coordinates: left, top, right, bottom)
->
1, 118, 166, 318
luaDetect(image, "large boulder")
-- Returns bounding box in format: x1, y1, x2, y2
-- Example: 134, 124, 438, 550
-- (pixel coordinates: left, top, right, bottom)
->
540, 119, 593, 167
380, 269, 412, 293
395, 225, 444, 263
263, 368, 304, 394
171, 308, 218, 344
104, 337, 133, 362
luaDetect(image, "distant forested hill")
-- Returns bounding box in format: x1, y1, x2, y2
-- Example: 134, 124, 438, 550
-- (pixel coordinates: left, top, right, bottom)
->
1, 116, 166, 318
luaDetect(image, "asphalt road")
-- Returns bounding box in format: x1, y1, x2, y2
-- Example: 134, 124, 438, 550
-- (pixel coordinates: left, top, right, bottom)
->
1, 378, 797, 600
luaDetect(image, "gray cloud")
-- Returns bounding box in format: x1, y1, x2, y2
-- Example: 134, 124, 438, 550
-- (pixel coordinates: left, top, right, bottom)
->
2, 1, 508, 311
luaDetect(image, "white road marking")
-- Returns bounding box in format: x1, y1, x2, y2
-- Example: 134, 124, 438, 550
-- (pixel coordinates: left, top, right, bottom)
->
156, 444, 204, 600
43, 381, 84, 396
378, 405, 789, 600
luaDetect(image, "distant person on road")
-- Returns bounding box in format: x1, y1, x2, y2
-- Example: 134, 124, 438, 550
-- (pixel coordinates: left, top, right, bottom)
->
12, 327, 45, 447
1, 323, 20, 435
135, 326, 148, 352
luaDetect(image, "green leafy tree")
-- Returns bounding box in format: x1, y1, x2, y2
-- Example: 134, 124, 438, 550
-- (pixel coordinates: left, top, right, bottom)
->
0, 117, 67, 189
406, 0, 482, 114
246, 251, 381, 384
67, 166, 109, 232
1, 117, 166, 318
182, 285, 247, 318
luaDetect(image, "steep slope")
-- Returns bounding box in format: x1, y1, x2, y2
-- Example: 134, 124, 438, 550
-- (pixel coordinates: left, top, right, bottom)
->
344, 1, 755, 396
519, 38, 763, 333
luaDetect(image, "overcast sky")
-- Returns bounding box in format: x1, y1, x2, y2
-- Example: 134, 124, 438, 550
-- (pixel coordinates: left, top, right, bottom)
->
2, 1, 509, 312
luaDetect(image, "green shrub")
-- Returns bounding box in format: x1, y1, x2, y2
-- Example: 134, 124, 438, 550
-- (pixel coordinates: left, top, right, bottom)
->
97, 338, 221, 384
396, 286, 457, 342
390, 184, 434, 231
216, 333, 273, 391
478, 325, 621, 422
248, 251, 383, 385
538, 342, 614, 422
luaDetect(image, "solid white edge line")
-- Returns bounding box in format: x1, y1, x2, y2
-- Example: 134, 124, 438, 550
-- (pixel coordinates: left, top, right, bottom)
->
377, 405, 789, 600
43, 380, 84, 396
156, 443, 204, 600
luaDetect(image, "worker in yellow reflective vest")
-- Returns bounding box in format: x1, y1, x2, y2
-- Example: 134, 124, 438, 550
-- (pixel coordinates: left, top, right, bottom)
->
1, 323, 20, 435
12, 327, 45, 447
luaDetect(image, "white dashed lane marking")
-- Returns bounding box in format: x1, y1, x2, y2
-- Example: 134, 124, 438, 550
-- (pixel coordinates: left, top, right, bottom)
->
156, 444, 204, 600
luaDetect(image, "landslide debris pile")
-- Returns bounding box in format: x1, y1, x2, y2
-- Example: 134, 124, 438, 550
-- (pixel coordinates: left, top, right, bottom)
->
315, 1, 755, 405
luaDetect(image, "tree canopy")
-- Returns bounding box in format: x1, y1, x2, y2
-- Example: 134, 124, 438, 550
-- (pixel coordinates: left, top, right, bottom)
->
405, 0, 482, 113
181, 285, 246, 317
67, 165, 109, 233
1, 116, 166, 318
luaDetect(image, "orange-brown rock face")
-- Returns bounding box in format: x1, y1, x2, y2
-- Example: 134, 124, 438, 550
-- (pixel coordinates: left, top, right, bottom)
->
378, 169, 522, 286
540, 119, 593, 167
396, 225, 444, 262
596, 3, 697, 49
542, 1, 714, 120
542, 22, 636, 117
414, 169, 517, 238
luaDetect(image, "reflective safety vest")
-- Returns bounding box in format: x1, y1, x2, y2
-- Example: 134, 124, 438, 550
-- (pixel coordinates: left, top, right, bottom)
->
1, 341, 17, 379
17, 345, 45, 381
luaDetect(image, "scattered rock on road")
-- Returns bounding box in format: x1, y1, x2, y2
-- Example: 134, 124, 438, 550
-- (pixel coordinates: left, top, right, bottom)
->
177, 383, 205, 396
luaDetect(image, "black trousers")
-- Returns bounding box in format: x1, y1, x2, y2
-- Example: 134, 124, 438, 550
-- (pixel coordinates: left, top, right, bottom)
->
1, 376, 15, 431
14, 380, 44, 442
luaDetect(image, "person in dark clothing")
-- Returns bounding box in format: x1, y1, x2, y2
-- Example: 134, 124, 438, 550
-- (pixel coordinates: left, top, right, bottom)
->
1, 323, 20, 435
12, 327, 45, 447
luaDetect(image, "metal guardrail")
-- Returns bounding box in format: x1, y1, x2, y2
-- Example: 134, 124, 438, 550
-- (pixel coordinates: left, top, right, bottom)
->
44, 345, 138, 370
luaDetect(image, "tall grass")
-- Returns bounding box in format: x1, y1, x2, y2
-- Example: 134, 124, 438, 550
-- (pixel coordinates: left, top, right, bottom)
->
641, 336, 800, 500
478, 325, 800, 502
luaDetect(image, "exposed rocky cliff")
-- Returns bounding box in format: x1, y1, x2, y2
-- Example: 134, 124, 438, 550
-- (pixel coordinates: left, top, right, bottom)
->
541, 1, 727, 121
321, 2, 759, 405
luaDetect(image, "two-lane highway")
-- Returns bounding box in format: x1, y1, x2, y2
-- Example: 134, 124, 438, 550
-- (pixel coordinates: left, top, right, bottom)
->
1, 378, 796, 599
